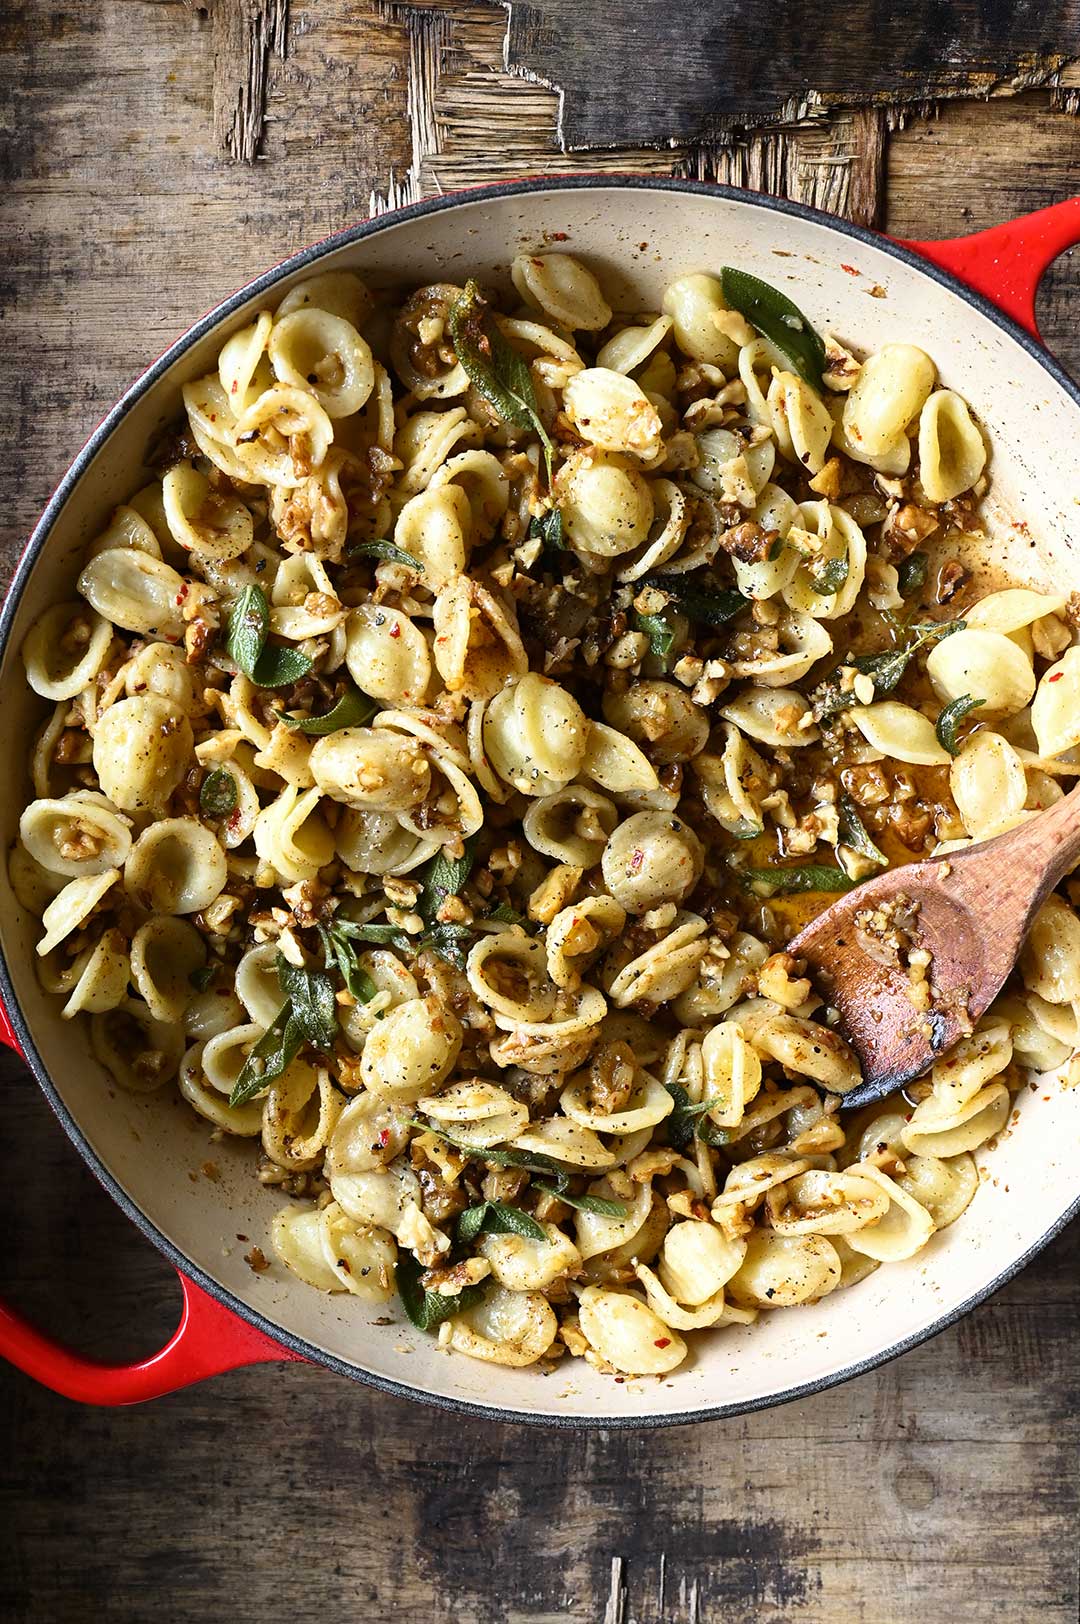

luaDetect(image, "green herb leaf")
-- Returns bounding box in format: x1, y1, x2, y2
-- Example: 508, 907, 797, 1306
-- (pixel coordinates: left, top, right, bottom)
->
331, 920, 415, 954
414, 1121, 576, 1185
810, 618, 966, 722
395, 1253, 488, 1334
643, 574, 748, 628
227, 584, 313, 688
226, 585, 268, 676
736, 863, 856, 896
486, 902, 533, 930
631, 610, 676, 661
808, 554, 849, 596
456, 1202, 546, 1244
417, 922, 475, 969
664, 1082, 725, 1150
348, 540, 424, 571
276, 952, 337, 1049
251, 644, 313, 689
199, 767, 238, 820
534, 1185, 627, 1218
838, 792, 888, 869
719, 267, 827, 391
696, 1117, 731, 1149
935, 693, 984, 756
417, 835, 479, 925
189, 964, 216, 992
229, 1003, 305, 1108
318, 923, 380, 1006
896, 551, 929, 598
529, 508, 565, 557
449, 281, 553, 481
277, 683, 377, 736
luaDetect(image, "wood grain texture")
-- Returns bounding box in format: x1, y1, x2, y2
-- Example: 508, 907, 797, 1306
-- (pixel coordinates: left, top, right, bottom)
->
3, 5, 1080, 1619
500, 0, 1080, 150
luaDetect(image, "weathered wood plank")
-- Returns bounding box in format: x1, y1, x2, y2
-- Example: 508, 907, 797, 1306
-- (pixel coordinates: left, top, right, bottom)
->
499, 0, 1079, 151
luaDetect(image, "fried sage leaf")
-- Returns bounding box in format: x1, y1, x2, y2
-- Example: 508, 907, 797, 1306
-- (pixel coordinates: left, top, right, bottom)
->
395, 1253, 488, 1333
277, 683, 377, 736
348, 540, 424, 570
199, 767, 238, 820
719, 267, 827, 391
456, 1202, 547, 1245
935, 693, 985, 756
837, 792, 888, 870
449, 280, 553, 479
737, 863, 856, 896
642, 574, 748, 627
226, 584, 312, 688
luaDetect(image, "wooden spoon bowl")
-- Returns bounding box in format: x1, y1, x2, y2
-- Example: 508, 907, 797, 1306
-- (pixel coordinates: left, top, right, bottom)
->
787, 784, 1080, 1110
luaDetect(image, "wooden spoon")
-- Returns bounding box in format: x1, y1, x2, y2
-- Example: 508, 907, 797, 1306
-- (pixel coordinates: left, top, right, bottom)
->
786, 784, 1080, 1111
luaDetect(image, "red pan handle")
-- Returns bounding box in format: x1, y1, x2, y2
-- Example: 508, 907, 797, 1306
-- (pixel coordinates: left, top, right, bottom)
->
901, 195, 1080, 341
0, 1020, 303, 1403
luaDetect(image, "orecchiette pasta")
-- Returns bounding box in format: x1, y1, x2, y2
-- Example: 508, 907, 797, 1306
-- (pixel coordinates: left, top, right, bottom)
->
16, 249, 1072, 1383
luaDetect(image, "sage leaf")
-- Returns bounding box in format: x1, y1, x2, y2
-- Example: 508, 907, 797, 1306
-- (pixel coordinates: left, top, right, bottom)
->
199, 767, 238, 820
737, 863, 856, 896
318, 923, 379, 1006
719, 268, 827, 391
529, 508, 565, 557
226, 584, 268, 676
534, 1185, 627, 1218
226, 585, 313, 688
395, 1253, 488, 1334
348, 540, 424, 571
251, 644, 313, 688
643, 574, 748, 628
189, 964, 216, 992
456, 1202, 546, 1244
935, 693, 984, 756
330, 919, 415, 955
808, 554, 849, 596
229, 1003, 305, 1108
664, 1082, 724, 1150
417, 921, 475, 969
276, 952, 338, 1049
417, 834, 479, 924
277, 683, 377, 736
449, 280, 553, 479
810, 618, 966, 722
631, 610, 676, 661
896, 551, 929, 598
838, 792, 887, 869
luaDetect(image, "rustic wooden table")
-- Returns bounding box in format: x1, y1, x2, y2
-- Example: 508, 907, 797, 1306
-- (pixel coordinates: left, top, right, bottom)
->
4, 5, 1080, 1619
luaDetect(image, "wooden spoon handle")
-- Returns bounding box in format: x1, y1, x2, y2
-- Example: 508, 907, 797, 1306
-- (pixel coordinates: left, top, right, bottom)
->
966, 780, 1080, 912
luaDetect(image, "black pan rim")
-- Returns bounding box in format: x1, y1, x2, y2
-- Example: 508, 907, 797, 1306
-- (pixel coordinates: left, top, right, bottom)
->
3, 173, 1079, 1428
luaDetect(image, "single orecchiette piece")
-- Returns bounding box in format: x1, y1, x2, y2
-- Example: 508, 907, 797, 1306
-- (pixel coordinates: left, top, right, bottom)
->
483, 673, 588, 795
511, 252, 612, 331
601, 810, 704, 914
842, 343, 935, 457
92, 696, 193, 812
576, 1285, 688, 1374
22, 602, 113, 701
432, 574, 528, 701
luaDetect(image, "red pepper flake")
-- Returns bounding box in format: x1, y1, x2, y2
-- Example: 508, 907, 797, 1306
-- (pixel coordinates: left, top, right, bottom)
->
654, 1337, 671, 1348
378, 1128, 391, 1148
549, 231, 569, 242
227, 807, 242, 831
388, 623, 401, 639
629, 848, 645, 874
841, 263, 860, 276
175, 583, 190, 606
1049, 672, 1064, 682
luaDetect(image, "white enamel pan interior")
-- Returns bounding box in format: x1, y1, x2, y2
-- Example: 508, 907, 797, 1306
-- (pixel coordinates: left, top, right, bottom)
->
4, 178, 1080, 1426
